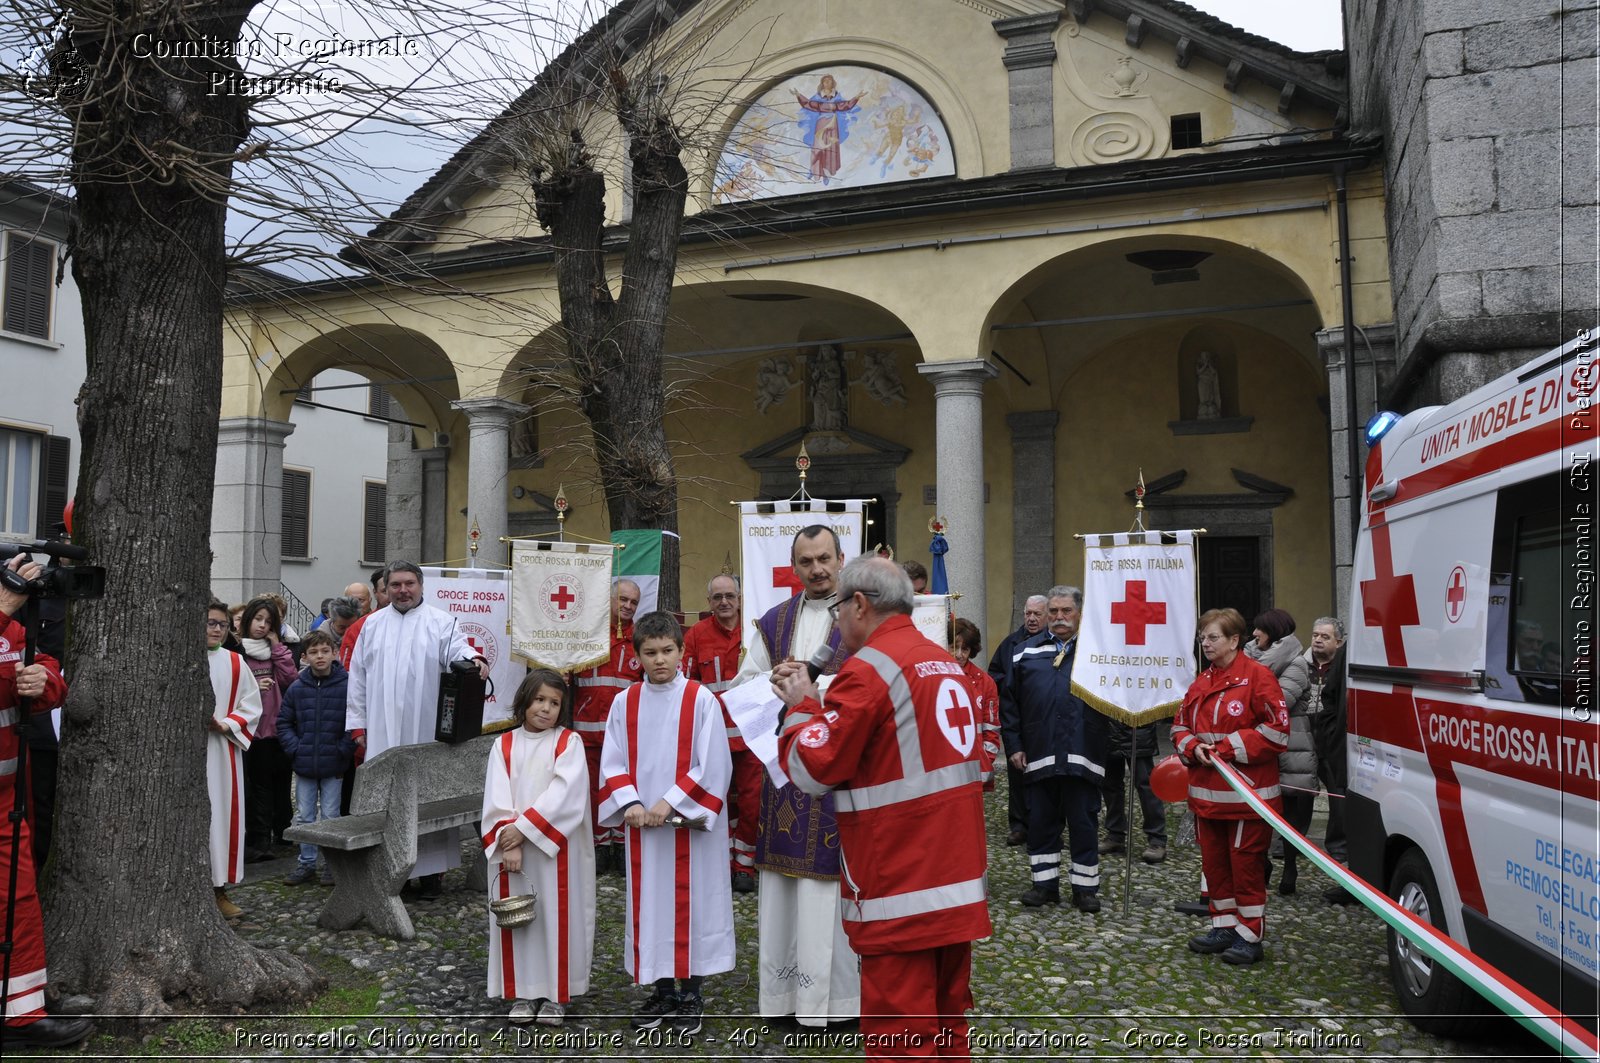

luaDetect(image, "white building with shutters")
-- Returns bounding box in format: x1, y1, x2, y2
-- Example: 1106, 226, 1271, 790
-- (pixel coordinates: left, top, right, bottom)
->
0, 181, 80, 543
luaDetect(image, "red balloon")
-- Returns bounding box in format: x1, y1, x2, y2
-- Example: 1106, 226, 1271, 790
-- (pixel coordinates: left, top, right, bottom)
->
1150, 755, 1189, 803
62, 498, 74, 537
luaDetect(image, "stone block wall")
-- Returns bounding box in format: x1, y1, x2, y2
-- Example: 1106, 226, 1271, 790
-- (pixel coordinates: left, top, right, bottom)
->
1347, 0, 1599, 406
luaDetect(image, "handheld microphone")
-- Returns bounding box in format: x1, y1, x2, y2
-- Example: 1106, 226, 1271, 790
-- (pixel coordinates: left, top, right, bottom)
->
804, 640, 833, 682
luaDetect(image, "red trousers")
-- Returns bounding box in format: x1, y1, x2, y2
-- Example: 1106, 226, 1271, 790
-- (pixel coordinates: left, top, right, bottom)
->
583, 738, 621, 847
1, 799, 46, 1026
1196, 815, 1272, 942
727, 749, 762, 873
859, 942, 973, 1060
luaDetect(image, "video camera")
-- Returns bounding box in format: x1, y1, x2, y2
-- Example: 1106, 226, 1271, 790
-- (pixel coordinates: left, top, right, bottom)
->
0, 538, 105, 600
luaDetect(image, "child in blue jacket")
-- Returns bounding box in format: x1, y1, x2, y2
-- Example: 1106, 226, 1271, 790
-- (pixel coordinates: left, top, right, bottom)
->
277, 628, 356, 885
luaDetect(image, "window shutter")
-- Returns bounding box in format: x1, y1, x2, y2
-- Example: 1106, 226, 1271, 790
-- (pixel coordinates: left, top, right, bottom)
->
3, 234, 54, 339
281, 469, 311, 558
368, 384, 392, 420
35, 434, 70, 538
363, 481, 387, 563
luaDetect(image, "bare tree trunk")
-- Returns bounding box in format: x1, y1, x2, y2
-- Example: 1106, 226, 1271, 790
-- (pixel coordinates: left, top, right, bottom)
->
532, 87, 688, 612
43, 4, 320, 1014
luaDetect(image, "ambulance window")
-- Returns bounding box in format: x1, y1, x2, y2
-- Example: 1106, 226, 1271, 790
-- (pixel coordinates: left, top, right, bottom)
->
1488, 473, 1587, 707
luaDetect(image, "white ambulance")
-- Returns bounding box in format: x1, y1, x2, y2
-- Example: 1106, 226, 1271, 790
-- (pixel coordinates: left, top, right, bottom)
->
1347, 333, 1599, 1034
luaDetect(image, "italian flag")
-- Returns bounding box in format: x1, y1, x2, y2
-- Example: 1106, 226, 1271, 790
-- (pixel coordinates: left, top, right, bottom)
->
611, 529, 662, 614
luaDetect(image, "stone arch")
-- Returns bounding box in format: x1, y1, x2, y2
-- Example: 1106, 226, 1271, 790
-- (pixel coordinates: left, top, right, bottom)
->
263, 323, 462, 435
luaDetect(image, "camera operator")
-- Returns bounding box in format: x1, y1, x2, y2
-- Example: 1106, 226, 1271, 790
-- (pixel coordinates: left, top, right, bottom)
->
0, 555, 91, 1047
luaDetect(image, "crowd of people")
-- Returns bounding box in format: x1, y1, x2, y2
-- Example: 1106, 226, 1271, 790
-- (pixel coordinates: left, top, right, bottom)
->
0, 534, 1356, 1059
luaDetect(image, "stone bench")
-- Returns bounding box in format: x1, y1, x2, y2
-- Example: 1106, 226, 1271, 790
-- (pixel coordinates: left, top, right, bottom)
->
285, 734, 496, 940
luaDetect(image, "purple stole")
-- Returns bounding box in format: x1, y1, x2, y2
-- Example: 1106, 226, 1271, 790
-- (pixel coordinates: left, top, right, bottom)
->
754, 595, 848, 879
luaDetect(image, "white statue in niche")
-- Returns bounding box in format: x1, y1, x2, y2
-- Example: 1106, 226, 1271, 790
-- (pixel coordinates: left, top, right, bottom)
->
859, 349, 907, 407
809, 345, 847, 430
1196, 351, 1222, 420
754, 356, 796, 414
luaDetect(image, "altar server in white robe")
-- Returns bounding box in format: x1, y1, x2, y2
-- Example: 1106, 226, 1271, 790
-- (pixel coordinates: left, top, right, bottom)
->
347, 562, 485, 881
205, 600, 262, 918
597, 612, 733, 1031
483, 669, 595, 1026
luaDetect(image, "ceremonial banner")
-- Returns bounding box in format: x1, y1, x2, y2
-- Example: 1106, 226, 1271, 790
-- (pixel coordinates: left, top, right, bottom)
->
508, 541, 615, 672
1072, 530, 1198, 725
611, 529, 663, 613
423, 568, 526, 727
737, 500, 865, 657
911, 593, 953, 648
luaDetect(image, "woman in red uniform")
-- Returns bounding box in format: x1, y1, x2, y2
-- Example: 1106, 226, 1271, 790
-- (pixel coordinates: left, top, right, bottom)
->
1170, 607, 1289, 966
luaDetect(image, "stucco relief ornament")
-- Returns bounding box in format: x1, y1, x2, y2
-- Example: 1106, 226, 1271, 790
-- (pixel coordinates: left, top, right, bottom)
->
754, 355, 796, 414
859, 350, 908, 407
1105, 56, 1148, 98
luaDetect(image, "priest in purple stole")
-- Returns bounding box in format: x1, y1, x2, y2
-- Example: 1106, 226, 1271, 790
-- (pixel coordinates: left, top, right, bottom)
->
734, 525, 861, 1026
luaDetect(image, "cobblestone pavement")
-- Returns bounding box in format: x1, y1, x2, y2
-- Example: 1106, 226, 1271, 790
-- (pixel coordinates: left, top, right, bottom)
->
80, 779, 1560, 1060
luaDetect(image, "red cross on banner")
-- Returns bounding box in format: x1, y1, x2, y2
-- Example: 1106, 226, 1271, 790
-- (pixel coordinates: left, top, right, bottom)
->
550, 584, 577, 611
1360, 522, 1419, 665
943, 687, 973, 747
1110, 580, 1167, 646
772, 567, 804, 593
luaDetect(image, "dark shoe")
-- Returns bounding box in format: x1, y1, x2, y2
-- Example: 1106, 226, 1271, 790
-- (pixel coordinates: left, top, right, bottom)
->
1188, 927, 1241, 954
1221, 938, 1265, 965
1279, 863, 1298, 896
320, 866, 335, 886
672, 994, 704, 1036
1324, 885, 1355, 905
3, 1015, 94, 1048
1098, 837, 1126, 855
418, 873, 444, 899
633, 990, 679, 1030
1072, 890, 1101, 913
401, 878, 419, 896
1018, 886, 1060, 907
1005, 830, 1026, 846
1141, 844, 1167, 864
732, 871, 756, 894
284, 865, 316, 886
1174, 897, 1210, 917
243, 847, 272, 864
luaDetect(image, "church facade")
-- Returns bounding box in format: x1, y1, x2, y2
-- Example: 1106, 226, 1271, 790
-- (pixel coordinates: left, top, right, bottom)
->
219, 0, 1396, 639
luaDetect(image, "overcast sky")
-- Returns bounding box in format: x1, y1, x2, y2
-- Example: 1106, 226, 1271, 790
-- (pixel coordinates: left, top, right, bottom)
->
1198, 1, 1345, 52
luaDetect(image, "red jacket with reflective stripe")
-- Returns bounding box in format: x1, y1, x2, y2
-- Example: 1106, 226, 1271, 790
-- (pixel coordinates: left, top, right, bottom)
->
682, 616, 747, 751
1170, 651, 1288, 819
573, 625, 639, 740
777, 615, 992, 955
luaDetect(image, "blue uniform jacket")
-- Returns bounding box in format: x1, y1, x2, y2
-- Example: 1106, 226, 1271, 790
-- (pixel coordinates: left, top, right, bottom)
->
999, 632, 1107, 783
277, 662, 357, 780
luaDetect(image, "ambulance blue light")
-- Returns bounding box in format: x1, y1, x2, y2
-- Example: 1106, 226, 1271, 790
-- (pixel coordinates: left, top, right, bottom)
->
1364, 411, 1402, 447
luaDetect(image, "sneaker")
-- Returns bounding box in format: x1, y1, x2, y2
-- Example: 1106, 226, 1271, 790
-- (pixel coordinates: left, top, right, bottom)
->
1221, 938, 1265, 965
214, 887, 242, 920
633, 990, 679, 1030
1141, 844, 1167, 864
731, 870, 756, 894
284, 865, 316, 886
508, 1000, 537, 1025
1018, 885, 1060, 907
536, 1000, 565, 1027
320, 866, 335, 886
1071, 890, 1102, 913
672, 994, 704, 1036
1188, 927, 1241, 954
1098, 837, 1126, 855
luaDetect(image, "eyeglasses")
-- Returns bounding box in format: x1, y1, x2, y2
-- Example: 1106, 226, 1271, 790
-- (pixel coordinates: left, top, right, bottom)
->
205, 619, 228, 630
828, 589, 879, 620
1199, 633, 1231, 644
709, 593, 738, 602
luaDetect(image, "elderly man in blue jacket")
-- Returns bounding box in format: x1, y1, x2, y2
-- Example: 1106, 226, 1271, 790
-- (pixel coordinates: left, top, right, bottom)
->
998, 585, 1108, 912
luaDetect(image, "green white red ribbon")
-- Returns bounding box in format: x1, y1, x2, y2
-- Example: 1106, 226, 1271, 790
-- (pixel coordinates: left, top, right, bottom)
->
1212, 758, 1599, 1060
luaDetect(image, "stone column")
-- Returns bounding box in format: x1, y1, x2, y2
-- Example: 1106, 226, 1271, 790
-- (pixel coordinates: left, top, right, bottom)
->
1006, 411, 1059, 615
917, 360, 998, 626
993, 12, 1060, 170
212, 417, 295, 607
450, 397, 527, 567
385, 424, 423, 563
1317, 323, 1397, 622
